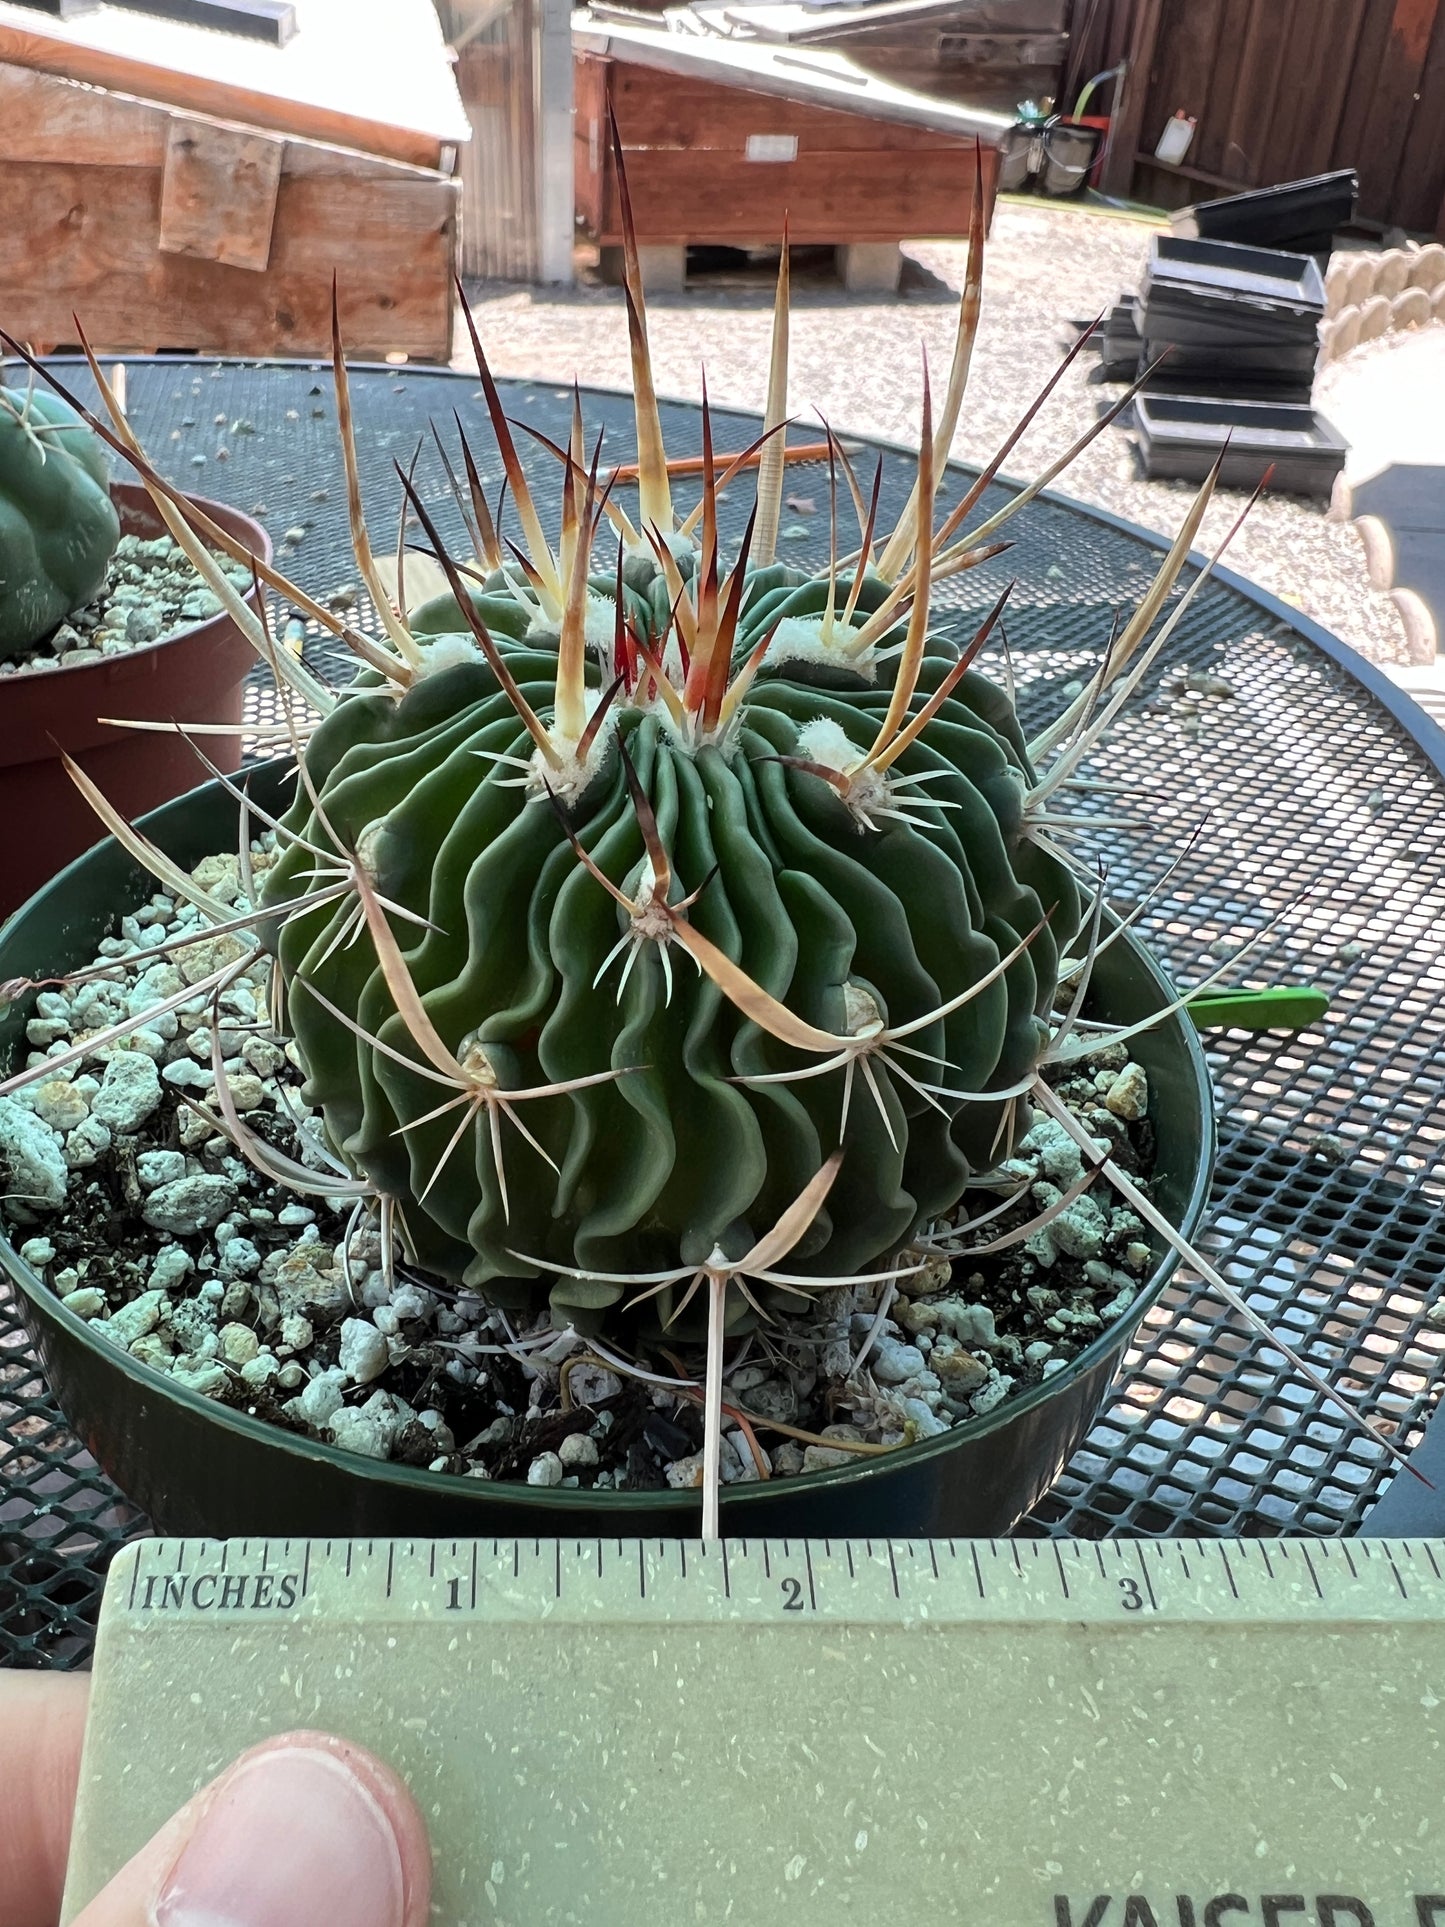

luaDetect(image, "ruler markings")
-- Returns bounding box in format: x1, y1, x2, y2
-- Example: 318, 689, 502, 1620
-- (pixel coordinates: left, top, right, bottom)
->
1218, 1542, 1239, 1597
1385, 1544, 1409, 1597
106, 1537, 1445, 1629
1300, 1542, 1324, 1598
1134, 1542, 1158, 1613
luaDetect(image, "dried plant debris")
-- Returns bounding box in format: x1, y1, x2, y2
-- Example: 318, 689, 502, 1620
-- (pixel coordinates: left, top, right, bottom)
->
0, 842, 1158, 1492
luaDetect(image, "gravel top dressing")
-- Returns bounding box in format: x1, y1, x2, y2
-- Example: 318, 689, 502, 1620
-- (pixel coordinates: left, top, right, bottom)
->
0, 841, 1159, 1495
0, 532, 254, 678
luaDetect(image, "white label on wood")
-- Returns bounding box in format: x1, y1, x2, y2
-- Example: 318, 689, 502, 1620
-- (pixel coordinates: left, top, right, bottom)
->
158, 117, 284, 273
745, 133, 798, 163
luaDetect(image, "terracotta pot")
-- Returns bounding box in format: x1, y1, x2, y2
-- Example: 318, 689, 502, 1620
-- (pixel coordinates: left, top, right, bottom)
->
0, 484, 269, 921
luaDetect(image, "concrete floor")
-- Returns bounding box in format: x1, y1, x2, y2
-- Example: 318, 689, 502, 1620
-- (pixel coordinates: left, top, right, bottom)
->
1318, 325, 1445, 674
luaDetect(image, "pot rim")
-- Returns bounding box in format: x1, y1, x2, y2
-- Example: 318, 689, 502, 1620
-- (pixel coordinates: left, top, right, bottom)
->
0, 483, 271, 690
0, 766, 1216, 1515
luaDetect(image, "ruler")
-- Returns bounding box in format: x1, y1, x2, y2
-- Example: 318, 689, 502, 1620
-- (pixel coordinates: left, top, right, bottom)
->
66, 1536, 1445, 1927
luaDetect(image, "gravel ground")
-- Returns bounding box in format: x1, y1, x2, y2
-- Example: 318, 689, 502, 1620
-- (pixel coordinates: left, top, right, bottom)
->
459, 197, 1407, 665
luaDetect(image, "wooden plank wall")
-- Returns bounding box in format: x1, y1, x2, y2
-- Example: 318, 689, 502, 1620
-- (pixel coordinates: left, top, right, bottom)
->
1083, 0, 1445, 236
0, 63, 459, 357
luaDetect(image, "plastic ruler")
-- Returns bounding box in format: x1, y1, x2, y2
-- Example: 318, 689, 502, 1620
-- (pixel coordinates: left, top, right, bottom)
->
65, 1535, 1445, 1926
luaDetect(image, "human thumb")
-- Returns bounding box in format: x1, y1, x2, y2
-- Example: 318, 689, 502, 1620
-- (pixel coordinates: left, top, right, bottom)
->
70, 1730, 431, 1927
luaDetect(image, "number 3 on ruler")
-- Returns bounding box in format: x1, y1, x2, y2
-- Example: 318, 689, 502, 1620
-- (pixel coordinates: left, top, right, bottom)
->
1119, 1577, 1150, 1612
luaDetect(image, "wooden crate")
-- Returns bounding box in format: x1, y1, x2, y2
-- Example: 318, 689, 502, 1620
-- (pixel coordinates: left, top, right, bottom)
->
0, 62, 459, 358
576, 52, 999, 267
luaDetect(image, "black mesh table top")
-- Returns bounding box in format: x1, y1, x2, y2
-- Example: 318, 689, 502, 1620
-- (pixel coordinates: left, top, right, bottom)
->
4, 355, 1445, 1667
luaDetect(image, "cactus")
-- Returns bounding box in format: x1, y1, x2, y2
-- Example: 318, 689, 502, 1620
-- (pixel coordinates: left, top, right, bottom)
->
0, 381, 120, 657
261, 540, 1082, 1330
250, 191, 1094, 1334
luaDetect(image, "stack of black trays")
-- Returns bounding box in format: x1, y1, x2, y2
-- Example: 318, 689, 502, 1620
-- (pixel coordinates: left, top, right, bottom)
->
1138, 236, 1324, 394
1088, 172, 1354, 496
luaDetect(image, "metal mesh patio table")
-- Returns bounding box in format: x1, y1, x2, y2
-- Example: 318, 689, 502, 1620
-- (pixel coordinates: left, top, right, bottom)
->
4, 355, 1444, 1667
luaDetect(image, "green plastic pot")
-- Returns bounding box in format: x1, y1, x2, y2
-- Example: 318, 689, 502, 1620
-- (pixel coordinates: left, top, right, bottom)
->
0, 763, 1215, 1538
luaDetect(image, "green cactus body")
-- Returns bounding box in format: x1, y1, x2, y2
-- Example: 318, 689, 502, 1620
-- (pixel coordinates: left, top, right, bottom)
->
262, 617, 1081, 1333
0, 387, 120, 657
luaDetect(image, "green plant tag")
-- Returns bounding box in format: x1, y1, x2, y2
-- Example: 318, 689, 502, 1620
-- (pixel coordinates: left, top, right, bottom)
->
1186, 985, 1330, 1032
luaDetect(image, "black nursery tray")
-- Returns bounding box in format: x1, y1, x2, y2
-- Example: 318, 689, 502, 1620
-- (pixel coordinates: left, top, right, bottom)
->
1100, 293, 1142, 378
1140, 334, 1319, 387
1134, 394, 1348, 496
1141, 237, 1327, 338
1139, 366, 1315, 405
1172, 170, 1358, 253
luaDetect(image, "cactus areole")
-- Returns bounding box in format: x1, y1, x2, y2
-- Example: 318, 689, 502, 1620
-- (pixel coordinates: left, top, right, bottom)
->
0, 385, 120, 657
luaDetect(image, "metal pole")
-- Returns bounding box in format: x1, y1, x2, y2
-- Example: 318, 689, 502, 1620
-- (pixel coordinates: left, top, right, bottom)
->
534, 0, 574, 283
